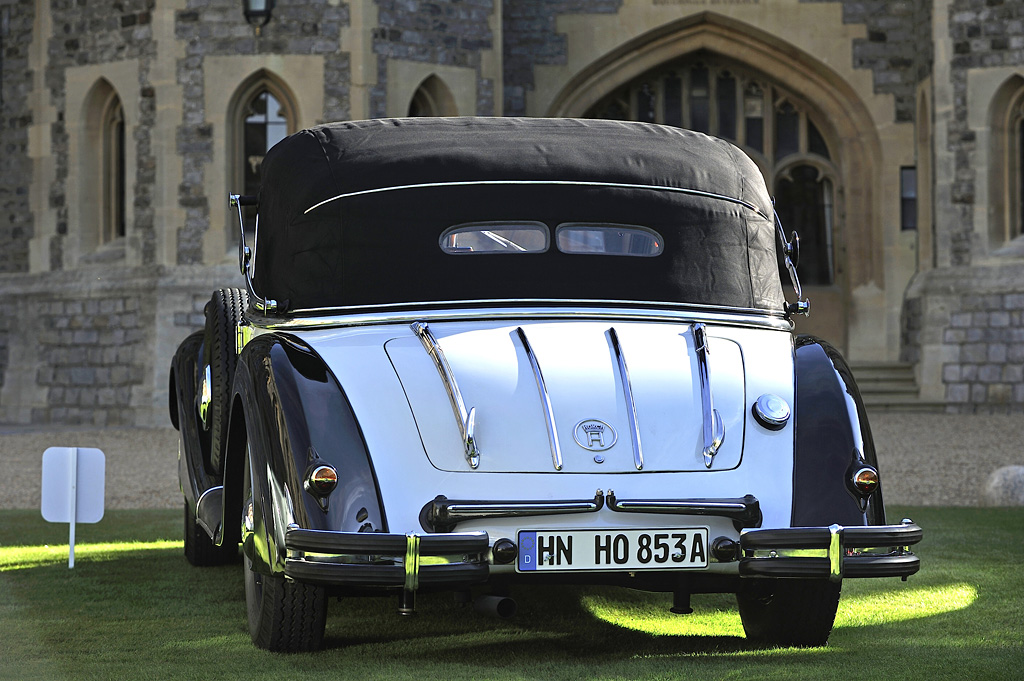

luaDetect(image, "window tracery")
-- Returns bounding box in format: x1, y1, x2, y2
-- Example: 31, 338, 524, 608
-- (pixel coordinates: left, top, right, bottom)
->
586, 53, 840, 285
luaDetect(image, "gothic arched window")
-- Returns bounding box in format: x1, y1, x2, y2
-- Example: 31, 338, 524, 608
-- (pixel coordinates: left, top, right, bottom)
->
229, 75, 296, 248
1012, 96, 1024, 237
408, 75, 458, 117
242, 89, 289, 200
101, 91, 126, 245
586, 53, 840, 286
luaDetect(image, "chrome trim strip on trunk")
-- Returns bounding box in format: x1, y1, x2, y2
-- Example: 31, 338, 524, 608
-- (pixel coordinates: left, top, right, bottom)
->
411, 322, 480, 469
607, 327, 643, 471
692, 323, 725, 468
250, 301, 794, 332
516, 326, 563, 471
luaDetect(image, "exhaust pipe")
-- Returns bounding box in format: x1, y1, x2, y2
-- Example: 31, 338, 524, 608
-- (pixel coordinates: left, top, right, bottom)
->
474, 594, 517, 619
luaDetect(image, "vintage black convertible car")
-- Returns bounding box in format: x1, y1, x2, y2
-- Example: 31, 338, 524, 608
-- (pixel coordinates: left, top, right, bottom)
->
169, 117, 921, 651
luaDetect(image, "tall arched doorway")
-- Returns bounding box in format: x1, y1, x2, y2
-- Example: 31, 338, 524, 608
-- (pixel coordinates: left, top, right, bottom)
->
548, 13, 882, 353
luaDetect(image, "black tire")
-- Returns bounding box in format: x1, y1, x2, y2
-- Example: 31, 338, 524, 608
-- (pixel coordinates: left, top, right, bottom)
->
242, 453, 327, 652
736, 578, 841, 647
204, 288, 248, 475
184, 501, 237, 566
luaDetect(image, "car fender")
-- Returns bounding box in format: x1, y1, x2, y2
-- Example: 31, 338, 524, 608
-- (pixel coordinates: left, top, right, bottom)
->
792, 335, 885, 527
169, 330, 218, 510
224, 333, 387, 576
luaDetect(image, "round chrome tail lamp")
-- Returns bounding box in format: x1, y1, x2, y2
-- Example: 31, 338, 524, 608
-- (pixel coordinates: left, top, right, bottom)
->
304, 464, 338, 497
851, 466, 880, 496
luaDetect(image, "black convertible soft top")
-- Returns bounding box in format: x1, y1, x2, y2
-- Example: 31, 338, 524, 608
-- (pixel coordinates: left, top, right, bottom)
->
253, 117, 785, 313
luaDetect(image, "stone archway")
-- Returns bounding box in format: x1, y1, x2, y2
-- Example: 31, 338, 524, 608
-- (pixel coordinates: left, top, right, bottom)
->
548, 13, 883, 353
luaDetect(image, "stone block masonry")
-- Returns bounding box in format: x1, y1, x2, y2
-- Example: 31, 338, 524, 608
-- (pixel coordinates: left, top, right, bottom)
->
0, 265, 241, 427
0, 0, 37, 275
174, 0, 349, 265
372, 0, 497, 118
904, 261, 1024, 413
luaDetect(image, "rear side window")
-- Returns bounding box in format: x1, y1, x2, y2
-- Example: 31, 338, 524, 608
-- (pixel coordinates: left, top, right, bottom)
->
555, 223, 664, 256
440, 222, 549, 254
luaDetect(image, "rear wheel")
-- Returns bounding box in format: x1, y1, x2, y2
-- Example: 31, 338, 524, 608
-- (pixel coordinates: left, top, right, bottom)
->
204, 288, 248, 474
242, 452, 327, 652
736, 578, 841, 647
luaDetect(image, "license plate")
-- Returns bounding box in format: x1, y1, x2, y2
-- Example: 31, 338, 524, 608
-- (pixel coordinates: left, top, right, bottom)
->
516, 528, 709, 572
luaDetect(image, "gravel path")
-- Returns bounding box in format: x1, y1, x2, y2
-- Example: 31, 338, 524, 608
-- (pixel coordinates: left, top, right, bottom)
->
0, 411, 1021, 510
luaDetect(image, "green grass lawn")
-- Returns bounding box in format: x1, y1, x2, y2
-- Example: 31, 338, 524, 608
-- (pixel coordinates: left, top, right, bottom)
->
1, 507, 1021, 680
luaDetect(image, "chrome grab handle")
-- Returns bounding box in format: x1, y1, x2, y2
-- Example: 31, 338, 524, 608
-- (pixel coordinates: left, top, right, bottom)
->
229, 193, 277, 314
607, 328, 643, 470
516, 326, 563, 471
692, 323, 725, 468
423, 491, 606, 532
411, 322, 480, 469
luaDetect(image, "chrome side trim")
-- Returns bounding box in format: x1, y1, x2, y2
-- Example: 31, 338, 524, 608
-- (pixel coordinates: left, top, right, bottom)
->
253, 302, 793, 333
195, 485, 224, 540
304, 179, 771, 220
411, 322, 480, 469
607, 328, 643, 471
516, 326, 562, 471
692, 323, 725, 468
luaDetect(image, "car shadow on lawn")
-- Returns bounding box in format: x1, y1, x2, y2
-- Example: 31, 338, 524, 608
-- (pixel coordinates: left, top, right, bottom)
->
318, 584, 752, 660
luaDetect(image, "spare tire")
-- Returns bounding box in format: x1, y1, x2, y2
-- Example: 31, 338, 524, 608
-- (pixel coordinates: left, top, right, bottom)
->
204, 288, 248, 475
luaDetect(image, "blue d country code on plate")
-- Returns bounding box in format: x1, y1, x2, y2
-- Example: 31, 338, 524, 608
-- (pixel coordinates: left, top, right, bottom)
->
516, 528, 709, 572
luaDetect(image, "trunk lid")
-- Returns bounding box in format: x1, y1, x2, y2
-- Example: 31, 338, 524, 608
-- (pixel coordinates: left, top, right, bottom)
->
384, 320, 746, 473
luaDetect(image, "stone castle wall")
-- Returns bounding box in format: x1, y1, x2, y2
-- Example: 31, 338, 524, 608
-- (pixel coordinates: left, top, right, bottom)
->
0, 265, 240, 427
2, 0, 1024, 426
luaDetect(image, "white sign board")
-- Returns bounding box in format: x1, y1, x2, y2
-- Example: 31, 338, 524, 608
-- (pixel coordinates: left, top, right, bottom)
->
41, 447, 105, 567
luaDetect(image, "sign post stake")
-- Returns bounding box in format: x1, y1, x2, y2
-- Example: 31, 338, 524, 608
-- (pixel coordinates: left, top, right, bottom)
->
68, 447, 78, 568
41, 446, 105, 569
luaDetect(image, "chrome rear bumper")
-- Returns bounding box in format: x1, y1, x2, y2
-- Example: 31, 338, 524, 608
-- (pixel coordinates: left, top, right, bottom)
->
739, 520, 922, 581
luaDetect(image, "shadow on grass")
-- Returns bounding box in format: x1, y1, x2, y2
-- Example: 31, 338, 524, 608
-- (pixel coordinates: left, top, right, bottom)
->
3, 506, 1020, 680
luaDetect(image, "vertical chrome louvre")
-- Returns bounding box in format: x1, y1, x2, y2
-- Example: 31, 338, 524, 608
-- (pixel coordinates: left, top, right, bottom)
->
516, 326, 563, 471
607, 327, 643, 470
411, 322, 480, 469
692, 322, 725, 468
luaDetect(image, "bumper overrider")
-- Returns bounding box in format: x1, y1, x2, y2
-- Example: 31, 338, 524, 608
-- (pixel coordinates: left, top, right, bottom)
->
283, 526, 490, 614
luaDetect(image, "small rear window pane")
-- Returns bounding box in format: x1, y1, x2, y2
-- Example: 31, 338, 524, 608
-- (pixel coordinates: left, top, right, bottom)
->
555, 223, 664, 257
440, 222, 549, 254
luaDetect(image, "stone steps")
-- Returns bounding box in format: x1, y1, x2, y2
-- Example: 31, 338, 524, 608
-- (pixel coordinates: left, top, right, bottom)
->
850, 362, 945, 412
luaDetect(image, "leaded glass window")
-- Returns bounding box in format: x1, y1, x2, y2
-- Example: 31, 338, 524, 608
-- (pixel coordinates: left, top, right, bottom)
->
243, 90, 288, 200
585, 53, 839, 286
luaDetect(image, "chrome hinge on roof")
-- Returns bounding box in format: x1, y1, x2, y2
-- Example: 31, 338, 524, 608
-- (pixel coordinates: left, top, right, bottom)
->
230, 193, 277, 314
773, 206, 810, 317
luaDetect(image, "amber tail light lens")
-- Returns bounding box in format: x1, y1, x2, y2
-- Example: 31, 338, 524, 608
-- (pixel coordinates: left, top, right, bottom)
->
305, 464, 339, 497
851, 466, 879, 496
